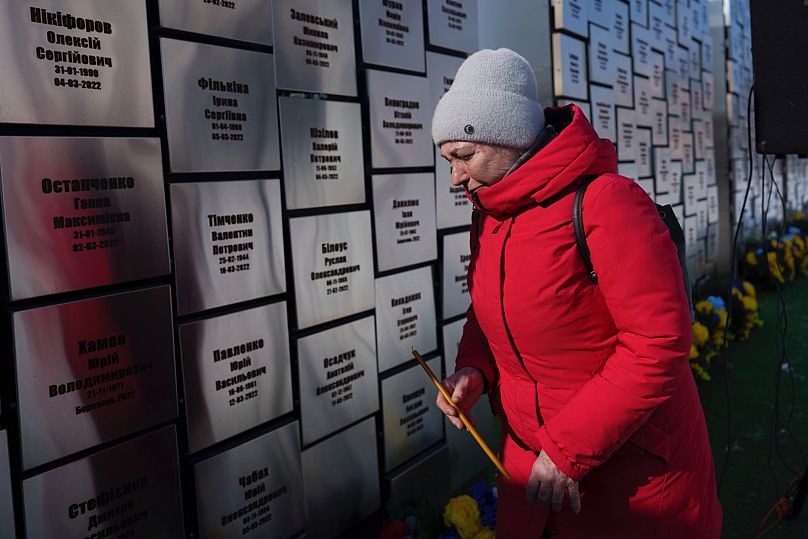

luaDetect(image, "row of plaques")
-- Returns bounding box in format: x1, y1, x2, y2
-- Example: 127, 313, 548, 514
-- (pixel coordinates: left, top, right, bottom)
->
0, 0, 477, 128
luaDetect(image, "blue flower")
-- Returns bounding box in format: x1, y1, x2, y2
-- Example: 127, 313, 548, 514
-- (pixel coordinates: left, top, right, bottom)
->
707, 295, 726, 311
469, 480, 489, 505
756, 247, 765, 256
788, 226, 801, 235
480, 503, 497, 528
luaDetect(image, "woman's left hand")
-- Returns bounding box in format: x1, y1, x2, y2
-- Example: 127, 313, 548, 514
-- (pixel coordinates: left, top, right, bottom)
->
526, 450, 581, 514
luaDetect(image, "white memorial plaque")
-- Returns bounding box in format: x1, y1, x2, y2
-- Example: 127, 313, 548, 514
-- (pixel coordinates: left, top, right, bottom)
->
442, 231, 471, 320
634, 76, 652, 127
375, 266, 438, 372
684, 176, 697, 213
637, 178, 654, 198
654, 147, 672, 193
676, 45, 690, 82
279, 97, 364, 210
682, 130, 695, 174
367, 69, 433, 169
684, 215, 697, 249
160, 0, 272, 45
689, 43, 701, 81
194, 422, 304, 539
372, 173, 438, 271
707, 223, 718, 262
695, 160, 709, 200
618, 161, 640, 180
0, 0, 153, 127
171, 179, 286, 315
694, 120, 707, 160
427, 52, 463, 113
707, 185, 718, 224
360, 0, 425, 72
588, 25, 612, 85
651, 98, 668, 146
382, 357, 443, 471
691, 78, 704, 119
551, 0, 588, 37
672, 204, 684, 231
590, 0, 614, 30
298, 316, 379, 445
696, 199, 708, 238
302, 417, 381, 539
702, 72, 714, 110
702, 37, 713, 71
617, 107, 637, 162
427, 0, 478, 53
613, 53, 633, 107
630, 0, 647, 27
636, 128, 652, 178
442, 319, 464, 368
631, 23, 652, 78
590, 86, 616, 141
553, 33, 587, 99
161, 38, 280, 173
273, 0, 356, 95
0, 432, 14, 539
677, 0, 691, 45
290, 211, 375, 329
650, 51, 664, 98
178, 302, 293, 453
669, 115, 684, 160
613, 0, 629, 54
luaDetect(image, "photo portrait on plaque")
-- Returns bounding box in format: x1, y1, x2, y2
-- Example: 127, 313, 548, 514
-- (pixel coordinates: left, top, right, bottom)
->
273, 0, 357, 96
159, 0, 273, 46
179, 301, 293, 453
426, 0, 478, 54
279, 96, 365, 210
441, 231, 471, 320
290, 210, 375, 329
375, 265, 437, 372
302, 417, 381, 539
381, 356, 443, 472
367, 69, 433, 169
0, 0, 153, 126
372, 172, 438, 272
0, 137, 170, 300
193, 422, 304, 539
12, 286, 178, 470
160, 38, 281, 173
297, 316, 379, 445
359, 0, 425, 72
22, 426, 184, 538
170, 179, 286, 316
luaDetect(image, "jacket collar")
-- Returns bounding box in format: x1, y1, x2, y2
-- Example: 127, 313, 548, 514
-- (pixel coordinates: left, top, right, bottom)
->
471, 105, 618, 219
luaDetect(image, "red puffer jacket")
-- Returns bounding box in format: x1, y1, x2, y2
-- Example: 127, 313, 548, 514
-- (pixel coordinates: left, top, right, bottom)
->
455, 105, 722, 538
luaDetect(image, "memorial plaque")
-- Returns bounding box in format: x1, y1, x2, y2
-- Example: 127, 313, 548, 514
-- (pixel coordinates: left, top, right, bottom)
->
618, 161, 640, 180
589, 0, 614, 30
649, 1, 669, 40
707, 223, 719, 262
637, 178, 654, 198
669, 116, 684, 160
171, 179, 285, 316
179, 302, 292, 453
442, 319, 464, 368
684, 215, 698, 250
689, 42, 701, 81
682, 130, 695, 174
360, 0, 425, 72
159, 0, 272, 45
298, 316, 379, 445
636, 128, 652, 178
702, 71, 714, 110
194, 422, 304, 539
694, 120, 707, 161
0, 0, 152, 126
676, 46, 690, 82
684, 176, 697, 213
613, 0, 629, 54
553, 33, 587, 99
654, 147, 672, 193
382, 357, 443, 471
375, 266, 438, 373
0, 431, 14, 539
279, 97, 364, 210
558, 99, 591, 122
702, 37, 713, 72
387, 444, 451, 506
551, 0, 588, 37
590, 86, 616, 141
613, 53, 633, 107
290, 211, 375, 329
650, 51, 664, 98
651, 98, 668, 146
0, 137, 169, 300
677, 0, 691, 46
656, 159, 681, 205
630, 0, 647, 27
442, 231, 471, 320
13, 286, 177, 470
695, 160, 709, 200
588, 25, 612, 85
631, 23, 652, 78
22, 426, 183, 538
617, 107, 637, 162
672, 204, 685, 232
634, 76, 652, 127
427, 0, 478, 53
273, 0, 356, 95
302, 417, 380, 539
367, 69, 433, 169
372, 173, 438, 271
160, 38, 280, 172
427, 52, 463, 114
696, 199, 708, 239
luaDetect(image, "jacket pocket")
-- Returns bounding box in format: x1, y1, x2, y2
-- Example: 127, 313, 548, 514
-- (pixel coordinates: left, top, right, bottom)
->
628, 420, 671, 463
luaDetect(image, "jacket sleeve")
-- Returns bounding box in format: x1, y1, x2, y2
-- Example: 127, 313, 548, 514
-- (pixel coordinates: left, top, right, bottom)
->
535, 177, 692, 481
454, 304, 498, 391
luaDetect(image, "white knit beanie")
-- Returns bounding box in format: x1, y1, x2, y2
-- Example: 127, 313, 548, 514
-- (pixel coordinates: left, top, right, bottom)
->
432, 48, 544, 150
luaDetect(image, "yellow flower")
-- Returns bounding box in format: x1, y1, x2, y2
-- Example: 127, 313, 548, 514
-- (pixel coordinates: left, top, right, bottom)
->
690, 344, 699, 359
444, 495, 482, 539
746, 251, 758, 266
795, 211, 806, 221
768, 252, 785, 284
693, 322, 710, 346
472, 529, 496, 539
742, 281, 756, 298
716, 309, 728, 329
695, 300, 714, 315
712, 329, 725, 348
690, 362, 711, 381
742, 295, 758, 312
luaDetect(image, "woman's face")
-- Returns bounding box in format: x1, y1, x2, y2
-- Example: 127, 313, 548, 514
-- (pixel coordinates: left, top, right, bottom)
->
439, 141, 522, 194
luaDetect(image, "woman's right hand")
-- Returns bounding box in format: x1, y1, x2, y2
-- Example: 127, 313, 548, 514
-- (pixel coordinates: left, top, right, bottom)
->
436, 367, 485, 430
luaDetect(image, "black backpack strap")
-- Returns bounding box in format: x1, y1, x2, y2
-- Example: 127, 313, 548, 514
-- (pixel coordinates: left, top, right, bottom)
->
656, 204, 694, 318
573, 176, 598, 283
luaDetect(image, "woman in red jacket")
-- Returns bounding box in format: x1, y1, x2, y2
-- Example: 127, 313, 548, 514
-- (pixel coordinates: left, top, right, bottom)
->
432, 48, 722, 538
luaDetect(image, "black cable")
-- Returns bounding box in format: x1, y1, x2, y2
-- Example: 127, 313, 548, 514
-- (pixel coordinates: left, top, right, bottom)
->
717, 84, 756, 494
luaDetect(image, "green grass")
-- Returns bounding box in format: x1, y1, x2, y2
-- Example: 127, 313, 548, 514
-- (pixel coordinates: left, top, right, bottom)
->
699, 277, 808, 538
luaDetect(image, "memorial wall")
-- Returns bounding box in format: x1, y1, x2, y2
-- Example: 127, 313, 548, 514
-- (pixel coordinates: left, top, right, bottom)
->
0, 1, 801, 538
